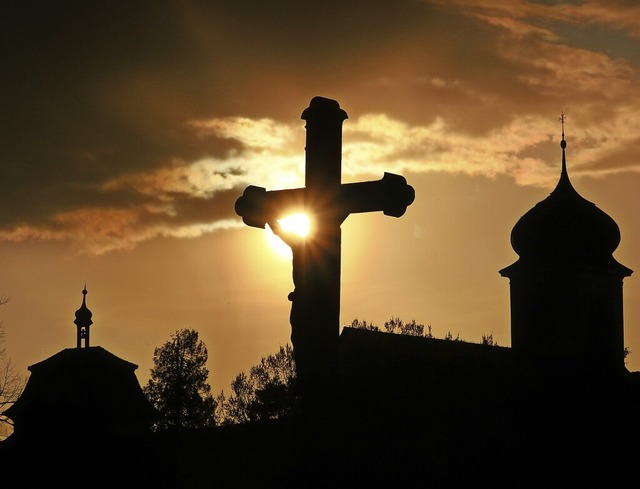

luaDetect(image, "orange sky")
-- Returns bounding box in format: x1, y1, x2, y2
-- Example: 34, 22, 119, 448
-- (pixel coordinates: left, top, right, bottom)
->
1, 0, 640, 394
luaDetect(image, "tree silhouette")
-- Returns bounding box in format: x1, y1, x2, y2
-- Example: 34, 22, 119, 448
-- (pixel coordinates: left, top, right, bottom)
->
350, 317, 434, 337
144, 328, 216, 431
350, 316, 488, 343
216, 344, 298, 425
0, 296, 24, 441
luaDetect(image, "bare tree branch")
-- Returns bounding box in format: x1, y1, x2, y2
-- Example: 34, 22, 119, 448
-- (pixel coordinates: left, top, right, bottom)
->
0, 295, 23, 441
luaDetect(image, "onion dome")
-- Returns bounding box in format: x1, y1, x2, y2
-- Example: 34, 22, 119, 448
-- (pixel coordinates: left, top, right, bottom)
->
74, 285, 93, 328
507, 129, 630, 274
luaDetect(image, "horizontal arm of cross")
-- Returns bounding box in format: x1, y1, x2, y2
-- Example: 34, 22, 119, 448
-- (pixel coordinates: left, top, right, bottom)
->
340, 172, 415, 218
235, 172, 415, 229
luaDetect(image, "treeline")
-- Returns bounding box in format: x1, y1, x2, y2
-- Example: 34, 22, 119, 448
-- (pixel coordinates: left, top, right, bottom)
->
143, 329, 298, 431
143, 319, 500, 431
349, 317, 498, 345
213, 344, 298, 425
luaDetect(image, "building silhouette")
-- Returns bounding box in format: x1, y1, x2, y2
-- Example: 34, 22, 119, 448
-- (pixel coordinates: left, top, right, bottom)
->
2, 133, 638, 487
4, 287, 156, 443
499, 130, 632, 375
337, 133, 639, 486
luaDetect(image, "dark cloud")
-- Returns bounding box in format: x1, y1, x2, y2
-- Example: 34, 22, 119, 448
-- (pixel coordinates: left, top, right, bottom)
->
580, 137, 640, 172
172, 189, 241, 225
0, 1, 439, 213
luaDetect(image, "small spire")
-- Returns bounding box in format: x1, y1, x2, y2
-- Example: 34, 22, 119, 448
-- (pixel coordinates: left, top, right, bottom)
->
74, 285, 93, 348
550, 111, 578, 197
559, 112, 567, 175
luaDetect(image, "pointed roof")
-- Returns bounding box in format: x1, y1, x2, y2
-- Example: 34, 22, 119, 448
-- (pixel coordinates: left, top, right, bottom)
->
501, 124, 632, 277
3, 346, 156, 433
74, 285, 93, 328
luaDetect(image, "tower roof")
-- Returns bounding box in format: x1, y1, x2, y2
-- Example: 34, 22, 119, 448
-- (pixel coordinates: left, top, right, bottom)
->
501, 122, 632, 277
74, 285, 93, 328
3, 346, 157, 435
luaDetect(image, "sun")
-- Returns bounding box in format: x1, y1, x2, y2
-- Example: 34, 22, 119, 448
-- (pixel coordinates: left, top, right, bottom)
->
266, 212, 311, 258
277, 213, 311, 237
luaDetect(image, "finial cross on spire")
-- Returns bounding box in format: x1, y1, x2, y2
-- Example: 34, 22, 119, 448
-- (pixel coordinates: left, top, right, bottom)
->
559, 112, 567, 139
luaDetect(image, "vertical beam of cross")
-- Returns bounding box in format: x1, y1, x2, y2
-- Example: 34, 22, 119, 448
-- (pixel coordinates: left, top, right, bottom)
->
291, 98, 347, 424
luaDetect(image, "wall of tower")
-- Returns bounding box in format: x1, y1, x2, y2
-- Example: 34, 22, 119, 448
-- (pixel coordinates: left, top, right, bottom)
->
508, 265, 626, 374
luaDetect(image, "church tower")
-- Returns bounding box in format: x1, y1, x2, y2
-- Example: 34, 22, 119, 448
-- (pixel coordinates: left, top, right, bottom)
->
74, 285, 93, 348
499, 115, 633, 375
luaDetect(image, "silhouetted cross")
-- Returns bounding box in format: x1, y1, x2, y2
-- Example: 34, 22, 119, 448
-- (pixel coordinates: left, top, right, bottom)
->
235, 96, 415, 420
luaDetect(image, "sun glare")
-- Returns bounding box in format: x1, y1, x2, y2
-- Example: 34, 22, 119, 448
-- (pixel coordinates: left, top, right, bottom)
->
278, 213, 311, 237
266, 213, 311, 258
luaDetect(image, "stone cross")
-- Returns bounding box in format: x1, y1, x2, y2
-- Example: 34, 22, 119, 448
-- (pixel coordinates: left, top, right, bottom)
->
235, 97, 415, 421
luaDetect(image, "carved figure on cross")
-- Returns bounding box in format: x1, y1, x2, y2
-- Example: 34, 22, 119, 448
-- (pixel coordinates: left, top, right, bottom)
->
235, 96, 415, 418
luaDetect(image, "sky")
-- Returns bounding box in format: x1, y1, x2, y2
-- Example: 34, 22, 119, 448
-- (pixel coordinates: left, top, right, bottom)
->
1, 0, 640, 395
